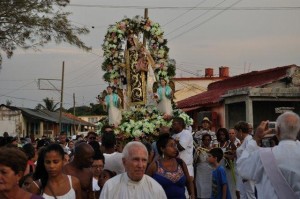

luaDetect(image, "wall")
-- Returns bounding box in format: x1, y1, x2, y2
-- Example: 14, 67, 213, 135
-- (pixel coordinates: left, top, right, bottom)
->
226, 102, 246, 128
0, 106, 22, 137
252, 101, 300, 128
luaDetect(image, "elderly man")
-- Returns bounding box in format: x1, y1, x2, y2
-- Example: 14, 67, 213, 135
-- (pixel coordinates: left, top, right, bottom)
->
100, 141, 167, 199
237, 111, 300, 198
64, 142, 95, 199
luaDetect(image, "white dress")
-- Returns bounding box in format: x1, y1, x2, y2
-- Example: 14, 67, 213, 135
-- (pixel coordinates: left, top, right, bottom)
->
195, 149, 213, 198
157, 87, 173, 116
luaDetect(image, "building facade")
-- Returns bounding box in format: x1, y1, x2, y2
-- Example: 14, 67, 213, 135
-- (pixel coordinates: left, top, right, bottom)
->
177, 65, 300, 130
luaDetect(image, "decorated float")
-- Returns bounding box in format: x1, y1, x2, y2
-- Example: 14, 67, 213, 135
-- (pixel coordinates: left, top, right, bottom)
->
97, 11, 193, 143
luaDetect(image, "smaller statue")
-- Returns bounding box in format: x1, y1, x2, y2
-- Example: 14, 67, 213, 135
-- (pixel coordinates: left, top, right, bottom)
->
153, 78, 173, 116
100, 86, 122, 127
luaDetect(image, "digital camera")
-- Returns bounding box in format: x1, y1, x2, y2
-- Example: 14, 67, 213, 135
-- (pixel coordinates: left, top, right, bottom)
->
268, 121, 276, 129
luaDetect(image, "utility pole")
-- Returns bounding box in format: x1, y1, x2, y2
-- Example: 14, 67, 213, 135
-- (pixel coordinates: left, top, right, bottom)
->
58, 62, 65, 133
143, 8, 148, 46
73, 93, 76, 135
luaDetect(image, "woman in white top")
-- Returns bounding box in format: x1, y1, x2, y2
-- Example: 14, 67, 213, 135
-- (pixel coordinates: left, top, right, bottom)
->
29, 143, 81, 199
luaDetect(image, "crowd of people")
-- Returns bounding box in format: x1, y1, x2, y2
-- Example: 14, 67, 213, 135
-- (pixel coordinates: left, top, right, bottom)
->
0, 111, 300, 199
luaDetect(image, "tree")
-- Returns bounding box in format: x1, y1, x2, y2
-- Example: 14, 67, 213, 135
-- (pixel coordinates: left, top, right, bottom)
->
67, 104, 107, 116
36, 97, 59, 111
0, 0, 91, 67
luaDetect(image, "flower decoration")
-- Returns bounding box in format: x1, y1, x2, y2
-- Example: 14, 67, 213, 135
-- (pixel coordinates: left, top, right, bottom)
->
97, 106, 193, 143
101, 15, 176, 84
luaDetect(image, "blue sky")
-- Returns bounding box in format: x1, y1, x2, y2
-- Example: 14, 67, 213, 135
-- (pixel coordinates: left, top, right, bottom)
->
1, 0, 299, 109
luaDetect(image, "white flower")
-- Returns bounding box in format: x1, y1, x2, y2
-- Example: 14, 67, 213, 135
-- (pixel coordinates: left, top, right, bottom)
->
132, 129, 142, 137
158, 38, 164, 43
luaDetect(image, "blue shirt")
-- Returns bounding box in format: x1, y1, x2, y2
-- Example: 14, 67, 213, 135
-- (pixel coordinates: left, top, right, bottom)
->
211, 165, 232, 199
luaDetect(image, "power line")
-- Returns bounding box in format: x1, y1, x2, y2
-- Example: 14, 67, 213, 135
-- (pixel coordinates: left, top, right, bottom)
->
170, 0, 243, 41
66, 58, 99, 83
0, 81, 35, 97
0, 94, 43, 103
177, 80, 207, 91
163, 0, 208, 27
65, 83, 107, 89
166, 0, 227, 36
176, 66, 199, 76
68, 4, 300, 10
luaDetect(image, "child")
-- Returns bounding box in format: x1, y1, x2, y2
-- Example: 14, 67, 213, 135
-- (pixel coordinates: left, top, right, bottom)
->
207, 148, 232, 199
19, 173, 33, 192
98, 169, 117, 194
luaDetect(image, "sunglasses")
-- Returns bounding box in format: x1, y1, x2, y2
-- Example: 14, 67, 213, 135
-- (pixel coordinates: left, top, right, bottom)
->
89, 137, 96, 140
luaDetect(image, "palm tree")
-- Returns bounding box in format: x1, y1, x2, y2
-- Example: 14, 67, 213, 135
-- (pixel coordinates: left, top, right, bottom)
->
36, 97, 59, 111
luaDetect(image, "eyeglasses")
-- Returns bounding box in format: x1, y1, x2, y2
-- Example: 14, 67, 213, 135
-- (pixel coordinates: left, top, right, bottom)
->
92, 165, 104, 169
89, 137, 96, 140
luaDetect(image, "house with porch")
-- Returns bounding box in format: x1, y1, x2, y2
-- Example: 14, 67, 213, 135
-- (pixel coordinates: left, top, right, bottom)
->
0, 104, 95, 138
177, 65, 300, 130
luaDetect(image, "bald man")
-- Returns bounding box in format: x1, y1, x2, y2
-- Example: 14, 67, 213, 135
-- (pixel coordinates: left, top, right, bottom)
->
64, 142, 95, 199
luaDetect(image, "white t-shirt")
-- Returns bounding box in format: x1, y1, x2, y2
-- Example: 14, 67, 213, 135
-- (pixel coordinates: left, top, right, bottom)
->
172, 129, 194, 176
92, 177, 100, 191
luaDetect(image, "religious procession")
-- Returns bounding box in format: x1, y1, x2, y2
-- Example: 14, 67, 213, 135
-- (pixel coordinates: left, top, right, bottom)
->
1, 3, 300, 199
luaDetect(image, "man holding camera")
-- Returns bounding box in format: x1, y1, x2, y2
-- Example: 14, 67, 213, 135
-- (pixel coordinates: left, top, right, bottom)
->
237, 111, 300, 199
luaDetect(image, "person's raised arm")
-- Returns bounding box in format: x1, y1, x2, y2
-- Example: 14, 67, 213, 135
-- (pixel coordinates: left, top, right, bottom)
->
253, 121, 273, 146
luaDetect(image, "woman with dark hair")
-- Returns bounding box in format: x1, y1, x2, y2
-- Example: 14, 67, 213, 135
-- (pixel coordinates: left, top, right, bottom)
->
22, 143, 37, 175
146, 133, 195, 199
194, 133, 213, 199
216, 128, 230, 149
0, 147, 43, 199
29, 143, 81, 199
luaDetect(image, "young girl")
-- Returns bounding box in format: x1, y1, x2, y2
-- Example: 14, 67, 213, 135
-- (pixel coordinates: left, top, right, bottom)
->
20, 173, 34, 192
29, 143, 82, 199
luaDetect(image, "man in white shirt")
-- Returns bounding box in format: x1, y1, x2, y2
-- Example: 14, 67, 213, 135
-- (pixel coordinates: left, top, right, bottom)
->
102, 131, 125, 174
100, 141, 167, 199
228, 128, 241, 147
237, 111, 300, 199
171, 117, 194, 177
234, 121, 256, 199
